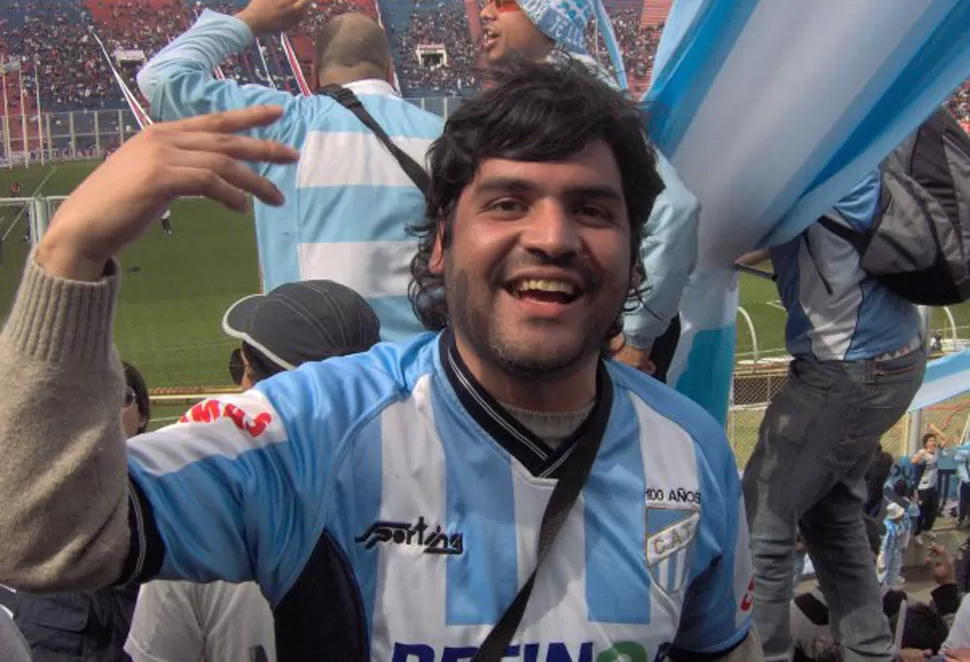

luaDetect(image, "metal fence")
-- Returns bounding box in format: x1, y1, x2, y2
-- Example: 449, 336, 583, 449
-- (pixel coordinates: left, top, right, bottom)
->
728, 314, 970, 465
728, 366, 970, 467
0, 97, 466, 167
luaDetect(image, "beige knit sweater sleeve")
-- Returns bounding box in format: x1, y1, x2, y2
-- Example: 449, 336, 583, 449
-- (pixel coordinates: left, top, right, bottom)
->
0, 253, 132, 592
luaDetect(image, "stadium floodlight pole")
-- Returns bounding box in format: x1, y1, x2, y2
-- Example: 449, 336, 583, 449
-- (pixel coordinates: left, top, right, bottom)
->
906, 305, 933, 456
255, 39, 278, 90
1, 54, 11, 171
18, 59, 29, 168
34, 56, 44, 166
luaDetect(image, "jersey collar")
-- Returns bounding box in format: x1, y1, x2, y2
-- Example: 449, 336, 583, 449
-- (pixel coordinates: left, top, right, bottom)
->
438, 330, 612, 479
331, 79, 401, 99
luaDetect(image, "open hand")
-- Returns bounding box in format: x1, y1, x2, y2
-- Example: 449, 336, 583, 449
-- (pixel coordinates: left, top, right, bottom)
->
236, 0, 312, 36
37, 106, 299, 281
609, 335, 656, 376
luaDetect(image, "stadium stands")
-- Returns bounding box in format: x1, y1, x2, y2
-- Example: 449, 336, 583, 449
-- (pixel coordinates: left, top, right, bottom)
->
0, 0, 967, 130
641, 0, 671, 27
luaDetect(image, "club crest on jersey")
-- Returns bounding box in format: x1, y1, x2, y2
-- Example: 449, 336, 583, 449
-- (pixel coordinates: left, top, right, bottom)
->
644, 504, 699, 595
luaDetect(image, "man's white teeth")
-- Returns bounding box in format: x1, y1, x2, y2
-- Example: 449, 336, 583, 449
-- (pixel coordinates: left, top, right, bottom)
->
516, 279, 577, 296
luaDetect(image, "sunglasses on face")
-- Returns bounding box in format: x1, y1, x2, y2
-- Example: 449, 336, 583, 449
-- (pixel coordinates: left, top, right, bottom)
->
490, 0, 521, 12
229, 348, 246, 386
124, 386, 137, 409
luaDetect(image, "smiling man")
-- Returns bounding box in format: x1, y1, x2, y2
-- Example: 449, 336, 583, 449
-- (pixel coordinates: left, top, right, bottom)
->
479, 0, 701, 379
0, 61, 756, 662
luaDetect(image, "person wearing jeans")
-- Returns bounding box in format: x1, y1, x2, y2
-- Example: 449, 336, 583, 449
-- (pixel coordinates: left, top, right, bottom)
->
739, 169, 926, 662
913, 432, 944, 543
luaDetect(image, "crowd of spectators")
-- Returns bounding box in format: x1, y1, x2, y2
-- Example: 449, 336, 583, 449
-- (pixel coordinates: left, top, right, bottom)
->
584, 9, 662, 87
948, 81, 970, 132
390, 0, 478, 96
1, 0, 969, 124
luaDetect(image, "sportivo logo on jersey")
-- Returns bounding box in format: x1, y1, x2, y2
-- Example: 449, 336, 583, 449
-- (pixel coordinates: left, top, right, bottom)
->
644, 500, 699, 595
391, 640, 648, 661
356, 517, 463, 555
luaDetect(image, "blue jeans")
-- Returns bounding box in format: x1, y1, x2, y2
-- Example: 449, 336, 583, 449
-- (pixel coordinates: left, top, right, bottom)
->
742, 348, 926, 662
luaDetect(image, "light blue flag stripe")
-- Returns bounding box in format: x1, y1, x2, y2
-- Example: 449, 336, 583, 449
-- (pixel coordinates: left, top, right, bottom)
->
644, 0, 970, 423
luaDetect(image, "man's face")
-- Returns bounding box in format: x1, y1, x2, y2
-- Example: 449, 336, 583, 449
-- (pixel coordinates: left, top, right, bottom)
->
432, 140, 633, 381
480, 0, 552, 65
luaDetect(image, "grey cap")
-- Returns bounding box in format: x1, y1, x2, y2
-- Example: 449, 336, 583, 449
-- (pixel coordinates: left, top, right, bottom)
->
222, 280, 381, 372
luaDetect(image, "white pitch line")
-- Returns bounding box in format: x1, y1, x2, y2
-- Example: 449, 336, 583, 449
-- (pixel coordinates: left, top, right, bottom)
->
765, 300, 787, 312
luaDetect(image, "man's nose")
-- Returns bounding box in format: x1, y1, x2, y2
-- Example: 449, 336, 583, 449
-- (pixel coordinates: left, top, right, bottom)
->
519, 200, 582, 259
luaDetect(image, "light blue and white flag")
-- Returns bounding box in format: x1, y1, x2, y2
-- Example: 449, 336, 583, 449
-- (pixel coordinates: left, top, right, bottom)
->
645, 0, 970, 423
907, 349, 970, 412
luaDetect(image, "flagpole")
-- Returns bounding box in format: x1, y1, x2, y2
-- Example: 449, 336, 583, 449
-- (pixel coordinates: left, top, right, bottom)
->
18, 60, 29, 168
34, 58, 44, 166
254, 38, 277, 89
280, 33, 311, 97
1, 55, 11, 170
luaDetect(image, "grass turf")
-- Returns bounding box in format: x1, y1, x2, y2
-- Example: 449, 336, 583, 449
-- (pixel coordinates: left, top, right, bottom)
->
1, 161, 258, 389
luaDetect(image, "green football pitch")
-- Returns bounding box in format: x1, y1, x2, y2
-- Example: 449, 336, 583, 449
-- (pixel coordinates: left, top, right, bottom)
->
2, 161, 969, 395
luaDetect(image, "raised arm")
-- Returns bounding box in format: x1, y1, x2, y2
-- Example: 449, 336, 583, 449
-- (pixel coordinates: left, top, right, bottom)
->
0, 107, 297, 591
621, 151, 699, 356
137, 0, 308, 143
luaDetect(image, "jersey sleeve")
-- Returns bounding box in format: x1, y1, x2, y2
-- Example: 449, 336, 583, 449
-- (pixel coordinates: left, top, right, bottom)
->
136, 9, 298, 165
125, 582, 205, 662
622, 151, 699, 350
125, 356, 393, 607
831, 169, 880, 232
670, 424, 753, 657
125, 372, 342, 605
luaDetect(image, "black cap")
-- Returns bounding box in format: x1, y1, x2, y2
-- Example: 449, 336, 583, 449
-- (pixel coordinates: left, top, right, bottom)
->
222, 280, 381, 372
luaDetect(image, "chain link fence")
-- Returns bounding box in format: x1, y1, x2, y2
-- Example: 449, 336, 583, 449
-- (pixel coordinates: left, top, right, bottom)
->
728, 344, 970, 469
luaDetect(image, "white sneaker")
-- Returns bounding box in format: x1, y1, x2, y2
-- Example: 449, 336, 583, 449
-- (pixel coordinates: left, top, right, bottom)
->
914, 535, 924, 546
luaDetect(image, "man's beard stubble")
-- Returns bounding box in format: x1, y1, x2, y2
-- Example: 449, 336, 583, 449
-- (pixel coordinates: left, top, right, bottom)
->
446, 266, 620, 383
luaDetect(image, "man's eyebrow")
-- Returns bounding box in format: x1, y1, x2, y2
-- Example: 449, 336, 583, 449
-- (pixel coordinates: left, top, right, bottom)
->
474, 177, 624, 202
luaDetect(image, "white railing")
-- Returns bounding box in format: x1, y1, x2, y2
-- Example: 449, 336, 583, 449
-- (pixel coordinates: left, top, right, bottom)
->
0, 96, 467, 168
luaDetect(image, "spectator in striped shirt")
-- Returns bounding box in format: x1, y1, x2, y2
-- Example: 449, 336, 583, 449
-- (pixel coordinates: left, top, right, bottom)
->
138, 0, 444, 343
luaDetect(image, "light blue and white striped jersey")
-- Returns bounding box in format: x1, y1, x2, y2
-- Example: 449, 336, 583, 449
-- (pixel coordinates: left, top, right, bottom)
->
123, 332, 753, 660
137, 10, 444, 343
946, 446, 970, 484
770, 170, 921, 361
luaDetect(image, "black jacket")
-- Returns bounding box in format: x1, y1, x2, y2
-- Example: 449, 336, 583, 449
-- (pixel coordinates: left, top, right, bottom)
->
14, 588, 137, 661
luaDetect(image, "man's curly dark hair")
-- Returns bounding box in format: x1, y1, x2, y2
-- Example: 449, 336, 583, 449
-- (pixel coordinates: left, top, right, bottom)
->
408, 57, 664, 336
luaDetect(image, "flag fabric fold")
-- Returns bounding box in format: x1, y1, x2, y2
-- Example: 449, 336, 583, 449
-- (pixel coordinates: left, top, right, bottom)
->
644, 0, 970, 423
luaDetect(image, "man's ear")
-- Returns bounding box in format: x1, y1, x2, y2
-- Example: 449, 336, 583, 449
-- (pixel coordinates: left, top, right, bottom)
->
429, 221, 446, 275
